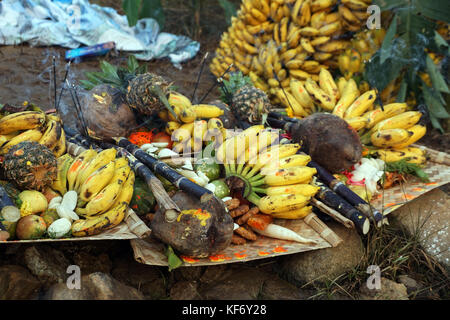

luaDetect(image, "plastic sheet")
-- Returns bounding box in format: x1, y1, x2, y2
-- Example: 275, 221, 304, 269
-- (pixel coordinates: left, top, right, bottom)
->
0, 0, 200, 67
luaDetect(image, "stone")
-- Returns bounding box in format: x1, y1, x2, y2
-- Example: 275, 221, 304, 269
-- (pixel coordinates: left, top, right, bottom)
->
199, 264, 233, 284
259, 278, 309, 300
359, 277, 409, 300
111, 257, 167, 299
198, 266, 272, 300
0, 265, 41, 299
397, 275, 420, 294
73, 251, 112, 275
390, 188, 450, 269
23, 245, 71, 289
173, 266, 205, 282
44, 272, 144, 300
170, 281, 202, 300
276, 221, 365, 284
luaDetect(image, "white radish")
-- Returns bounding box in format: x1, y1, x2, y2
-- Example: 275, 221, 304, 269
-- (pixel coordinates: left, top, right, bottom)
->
47, 218, 72, 239
60, 191, 77, 211
56, 206, 79, 222
48, 196, 63, 210
251, 224, 318, 244
158, 148, 178, 158
151, 142, 169, 148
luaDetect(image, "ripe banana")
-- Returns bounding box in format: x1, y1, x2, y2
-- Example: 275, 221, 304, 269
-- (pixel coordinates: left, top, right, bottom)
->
0, 111, 46, 134
318, 68, 340, 101
52, 127, 67, 158
256, 184, 319, 197
274, 89, 309, 117
370, 111, 423, 133
371, 128, 413, 148
346, 117, 369, 131
391, 124, 427, 149
83, 167, 129, 217
79, 161, 116, 202
332, 79, 359, 117
372, 148, 426, 165
304, 78, 335, 110
363, 103, 408, 129
111, 170, 135, 208
263, 166, 317, 186
255, 193, 311, 214
72, 201, 128, 237
344, 90, 377, 119
0, 128, 43, 155
261, 154, 312, 173
52, 154, 74, 196
74, 148, 117, 192
192, 105, 224, 118
270, 206, 312, 219
67, 149, 98, 191
290, 80, 314, 109
38, 120, 62, 151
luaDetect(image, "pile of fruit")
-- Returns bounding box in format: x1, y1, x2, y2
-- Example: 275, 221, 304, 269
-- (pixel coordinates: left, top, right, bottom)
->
0, 137, 133, 240
210, 0, 372, 105
216, 125, 319, 218
0, 110, 66, 159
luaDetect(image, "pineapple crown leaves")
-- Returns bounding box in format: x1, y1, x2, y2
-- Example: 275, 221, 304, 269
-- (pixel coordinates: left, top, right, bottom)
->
80, 55, 148, 91
218, 71, 252, 104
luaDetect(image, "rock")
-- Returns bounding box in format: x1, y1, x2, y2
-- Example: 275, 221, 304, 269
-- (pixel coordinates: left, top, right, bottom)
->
170, 281, 201, 300
276, 221, 364, 284
23, 245, 71, 289
359, 277, 409, 300
397, 275, 420, 294
199, 265, 233, 284
44, 272, 144, 300
111, 257, 167, 299
73, 252, 112, 275
259, 278, 309, 300
390, 188, 450, 269
0, 265, 41, 299
173, 266, 205, 282
198, 266, 272, 300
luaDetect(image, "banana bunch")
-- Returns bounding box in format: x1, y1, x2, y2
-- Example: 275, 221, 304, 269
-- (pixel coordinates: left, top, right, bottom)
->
51, 148, 135, 237
0, 111, 66, 157
159, 92, 228, 154
210, 0, 372, 104
216, 125, 318, 219
338, 28, 386, 80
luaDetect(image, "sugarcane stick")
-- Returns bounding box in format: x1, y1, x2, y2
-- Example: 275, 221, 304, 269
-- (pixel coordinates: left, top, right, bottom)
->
310, 198, 355, 230
313, 182, 370, 235
309, 160, 384, 225
112, 137, 214, 202
65, 131, 181, 221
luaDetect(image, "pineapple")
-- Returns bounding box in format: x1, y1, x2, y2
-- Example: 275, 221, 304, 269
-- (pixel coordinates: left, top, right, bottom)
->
3, 141, 57, 192
81, 56, 176, 117
220, 72, 272, 124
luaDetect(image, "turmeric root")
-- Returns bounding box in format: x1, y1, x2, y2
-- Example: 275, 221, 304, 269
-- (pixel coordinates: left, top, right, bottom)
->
236, 206, 259, 225
225, 198, 240, 210
229, 204, 250, 218
235, 226, 258, 241
231, 234, 247, 245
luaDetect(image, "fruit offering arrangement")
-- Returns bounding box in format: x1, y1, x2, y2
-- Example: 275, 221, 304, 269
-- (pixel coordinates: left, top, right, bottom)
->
0, 140, 133, 241
210, 0, 372, 105
0, 109, 66, 159
216, 125, 319, 218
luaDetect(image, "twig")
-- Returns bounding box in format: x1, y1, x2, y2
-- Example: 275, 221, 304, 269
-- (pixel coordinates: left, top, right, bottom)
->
52, 56, 57, 111
56, 60, 72, 113
311, 198, 355, 229
191, 52, 209, 104
66, 79, 89, 139
198, 63, 234, 103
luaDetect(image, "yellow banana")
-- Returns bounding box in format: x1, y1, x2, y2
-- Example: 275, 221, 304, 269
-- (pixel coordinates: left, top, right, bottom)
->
344, 90, 377, 119
316, 40, 350, 53
38, 120, 62, 150
311, 0, 336, 12
79, 161, 116, 202
370, 111, 423, 133
290, 80, 315, 109
0, 111, 46, 134
332, 79, 359, 117
290, 69, 312, 80
52, 154, 74, 196
372, 148, 426, 165
341, 0, 368, 11
261, 154, 312, 173
0, 128, 43, 155
165, 121, 181, 136
298, 0, 311, 26
274, 89, 309, 117
111, 170, 135, 208
192, 105, 224, 118
304, 78, 336, 110
319, 20, 341, 36
52, 128, 67, 158
337, 77, 348, 96
75, 148, 117, 192
300, 38, 315, 54
179, 106, 197, 123
285, 59, 306, 70
313, 52, 333, 61
67, 149, 98, 191
391, 124, 427, 149
270, 206, 312, 219
291, 0, 304, 22
338, 4, 360, 25
256, 194, 311, 214
261, 184, 319, 197
318, 68, 340, 101
310, 36, 330, 46
371, 129, 413, 148
346, 117, 369, 131
263, 166, 317, 186
348, 48, 362, 73
72, 202, 128, 237
363, 103, 408, 129
299, 27, 320, 37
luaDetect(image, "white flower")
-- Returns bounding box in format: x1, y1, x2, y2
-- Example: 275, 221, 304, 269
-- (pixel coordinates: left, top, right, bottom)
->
349, 158, 386, 194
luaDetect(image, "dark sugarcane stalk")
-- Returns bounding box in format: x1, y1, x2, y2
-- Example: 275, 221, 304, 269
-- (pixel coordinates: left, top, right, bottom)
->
314, 181, 370, 235
113, 137, 214, 202
268, 111, 300, 123
64, 129, 181, 222
308, 160, 385, 225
